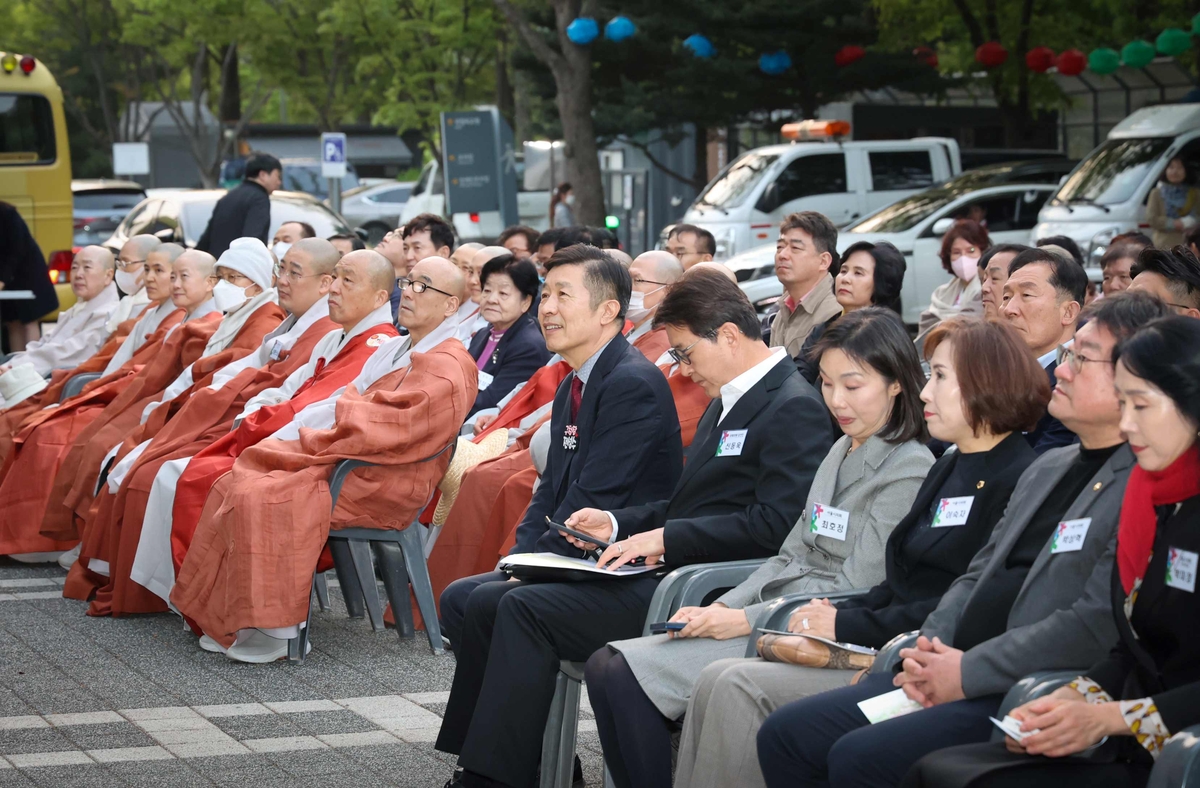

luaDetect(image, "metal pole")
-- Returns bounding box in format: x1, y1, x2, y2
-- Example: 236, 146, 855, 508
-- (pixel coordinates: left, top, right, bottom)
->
329, 177, 342, 216
548, 143, 556, 227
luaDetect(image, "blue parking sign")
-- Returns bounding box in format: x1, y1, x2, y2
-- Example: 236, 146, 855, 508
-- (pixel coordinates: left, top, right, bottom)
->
321, 132, 347, 178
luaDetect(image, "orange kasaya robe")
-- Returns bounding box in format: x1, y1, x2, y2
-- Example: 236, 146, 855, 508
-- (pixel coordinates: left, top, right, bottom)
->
64, 314, 343, 615
167, 323, 399, 579
631, 322, 671, 366
170, 339, 477, 648
0, 307, 188, 556
0, 305, 148, 466
42, 303, 286, 544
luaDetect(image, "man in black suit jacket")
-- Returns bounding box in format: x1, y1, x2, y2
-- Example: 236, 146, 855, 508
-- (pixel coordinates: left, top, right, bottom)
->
436, 267, 835, 788
195, 152, 280, 257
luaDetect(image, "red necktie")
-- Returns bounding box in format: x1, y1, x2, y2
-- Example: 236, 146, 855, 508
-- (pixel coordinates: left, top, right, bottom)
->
569, 374, 583, 423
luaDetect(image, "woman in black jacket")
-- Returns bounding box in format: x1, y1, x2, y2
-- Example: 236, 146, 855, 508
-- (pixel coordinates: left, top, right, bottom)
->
0, 202, 59, 352
794, 241, 906, 384
673, 317, 1049, 788
904, 315, 1200, 788
466, 254, 550, 416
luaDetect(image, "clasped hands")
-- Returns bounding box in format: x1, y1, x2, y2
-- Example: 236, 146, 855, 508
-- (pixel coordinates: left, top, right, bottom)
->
785, 598, 837, 639
1001, 687, 1127, 757
893, 635, 966, 708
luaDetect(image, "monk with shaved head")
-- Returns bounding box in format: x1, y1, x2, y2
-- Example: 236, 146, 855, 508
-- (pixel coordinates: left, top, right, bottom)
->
62, 241, 398, 617
173, 253, 477, 662
685, 260, 738, 284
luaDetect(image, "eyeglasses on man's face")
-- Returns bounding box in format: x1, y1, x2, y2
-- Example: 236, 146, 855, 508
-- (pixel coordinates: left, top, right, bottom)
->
398, 277, 454, 298
1056, 344, 1112, 374
667, 330, 718, 366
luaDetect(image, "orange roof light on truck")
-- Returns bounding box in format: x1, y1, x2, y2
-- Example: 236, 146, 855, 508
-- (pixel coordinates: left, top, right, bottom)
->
781, 120, 851, 142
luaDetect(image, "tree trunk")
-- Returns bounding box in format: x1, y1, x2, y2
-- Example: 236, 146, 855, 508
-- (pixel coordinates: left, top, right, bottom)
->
495, 28, 516, 129
550, 0, 604, 225
218, 43, 241, 123
693, 123, 708, 189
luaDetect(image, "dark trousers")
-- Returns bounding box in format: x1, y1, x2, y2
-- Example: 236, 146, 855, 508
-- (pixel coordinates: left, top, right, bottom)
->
440, 571, 507, 649
585, 647, 675, 788
903, 741, 1152, 788
435, 575, 660, 788
757, 672, 1003, 788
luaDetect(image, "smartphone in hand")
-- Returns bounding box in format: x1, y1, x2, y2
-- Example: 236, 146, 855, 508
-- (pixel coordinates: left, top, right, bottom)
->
648, 621, 687, 634
545, 517, 611, 549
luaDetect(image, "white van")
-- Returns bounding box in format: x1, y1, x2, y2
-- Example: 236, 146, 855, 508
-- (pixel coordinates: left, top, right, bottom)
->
674, 121, 962, 259
400, 158, 550, 243
1034, 103, 1200, 268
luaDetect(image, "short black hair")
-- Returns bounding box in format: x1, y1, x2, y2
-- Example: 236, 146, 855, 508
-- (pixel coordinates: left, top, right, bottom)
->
1009, 247, 1088, 304
668, 224, 716, 256
283, 221, 316, 239
653, 268, 761, 340
328, 233, 365, 251
834, 241, 906, 314
1035, 235, 1084, 267
810, 307, 929, 444
555, 226, 599, 250
586, 227, 619, 249
780, 211, 838, 257
1100, 242, 1141, 271
1114, 315, 1200, 430
978, 243, 1030, 270
403, 212, 455, 252
544, 244, 631, 319
245, 152, 282, 181
536, 227, 566, 249
1081, 290, 1171, 346
1132, 246, 1200, 310
480, 254, 540, 310
497, 225, 540, 251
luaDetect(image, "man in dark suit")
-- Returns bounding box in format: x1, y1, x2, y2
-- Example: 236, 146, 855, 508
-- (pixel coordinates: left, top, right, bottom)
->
437, 266, 835, 788
757, 292, 1169, 788
1000, 247, 1087, 453
195, 152, 280, 258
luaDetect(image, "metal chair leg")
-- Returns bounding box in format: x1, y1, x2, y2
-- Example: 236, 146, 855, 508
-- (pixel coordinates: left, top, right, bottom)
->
346, 538, 385, 632
399, 524, 444, 654
328, 540, 365, 619
372, 541, 415, 640
288, 574, 315, 663
540, 671, 569, 788
554, 675, 582, 788
313, 571, 330, 612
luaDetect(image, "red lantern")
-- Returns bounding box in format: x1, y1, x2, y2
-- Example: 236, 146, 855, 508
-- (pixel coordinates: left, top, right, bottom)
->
913, 46, 938, 68
834, 45, 865, 68
975, 41, 1008, 68
1025, 46, 1055, 73
1056, 48, 1086, 77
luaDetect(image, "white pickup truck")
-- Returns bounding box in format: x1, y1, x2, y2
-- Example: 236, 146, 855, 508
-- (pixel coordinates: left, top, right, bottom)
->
400, 157, 550, 243
675, 121, 962, 259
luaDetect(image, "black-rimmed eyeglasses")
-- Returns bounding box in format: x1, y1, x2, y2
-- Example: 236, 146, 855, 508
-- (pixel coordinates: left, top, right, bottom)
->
398, 277, 454, 297
667, 330, 717, 365
1056, 344, 1112, 374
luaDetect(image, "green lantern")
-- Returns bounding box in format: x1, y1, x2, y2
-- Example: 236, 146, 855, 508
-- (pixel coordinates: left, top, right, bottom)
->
1157, 28, 1192, 57
1088, 47, 1120, 74
1121, 40, 1156, 69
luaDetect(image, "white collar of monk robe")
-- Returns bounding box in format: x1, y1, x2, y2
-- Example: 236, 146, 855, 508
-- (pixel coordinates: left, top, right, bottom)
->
201, 288, 280, 358
264, 315, 460, 443
100, 300, 178, 377
208, 295, 332, 391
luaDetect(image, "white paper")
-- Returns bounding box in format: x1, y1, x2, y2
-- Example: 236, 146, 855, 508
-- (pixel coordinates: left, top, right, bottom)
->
756, 629, 877, 656
498, 552, 657, 577
990, 715, 1038, 741
857, 689, 924, 724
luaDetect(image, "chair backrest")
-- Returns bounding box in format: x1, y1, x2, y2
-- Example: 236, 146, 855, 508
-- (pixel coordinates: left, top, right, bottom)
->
990, 670, 1081, 741
869, 630, 920, 675
61, 371, 102, 401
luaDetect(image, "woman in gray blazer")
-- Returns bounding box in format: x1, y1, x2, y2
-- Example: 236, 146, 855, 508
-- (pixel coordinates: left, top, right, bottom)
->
586, 308, 936, 788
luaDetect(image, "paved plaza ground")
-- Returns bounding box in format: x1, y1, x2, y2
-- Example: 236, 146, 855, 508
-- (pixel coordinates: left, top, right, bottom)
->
0, 559, 606, 787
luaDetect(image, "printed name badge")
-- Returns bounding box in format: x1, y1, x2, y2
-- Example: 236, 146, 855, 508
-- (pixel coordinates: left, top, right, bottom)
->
1050, 518, 1091, 554
477, 370, 495, 391
809, 503, 850, 541
268, 340, 283, 361
1166, 547, 1198, 593
716, 429, 747, 457
932, 496, 975, 528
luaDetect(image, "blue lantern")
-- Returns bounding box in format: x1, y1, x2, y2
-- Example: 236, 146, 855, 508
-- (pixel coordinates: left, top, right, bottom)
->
759, 50, 792, 75
605, 16, 636, 42
683, 34, 715, 58
566, 17, 600, 45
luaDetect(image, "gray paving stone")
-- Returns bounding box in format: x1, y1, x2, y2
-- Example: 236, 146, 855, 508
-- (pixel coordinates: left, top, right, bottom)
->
0, 726, 78, 755
206, 715, 308, 741
19, 765, 123, 788
58, 722, 158, 751
102, 760, 215, 787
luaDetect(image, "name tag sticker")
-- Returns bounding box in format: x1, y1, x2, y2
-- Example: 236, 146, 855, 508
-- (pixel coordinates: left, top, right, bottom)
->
1050, 518, 1091, 554
1166, 547, 1198, 593
477, 370, 495, 391
269, 340, 283, 361
716, 429, 747, 457
810, 503, 850, 541
857, 689, 924, 724
932, 496, 975, 527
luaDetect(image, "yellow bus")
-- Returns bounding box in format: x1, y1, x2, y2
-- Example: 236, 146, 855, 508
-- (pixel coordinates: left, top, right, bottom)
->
0, 51, 75, 317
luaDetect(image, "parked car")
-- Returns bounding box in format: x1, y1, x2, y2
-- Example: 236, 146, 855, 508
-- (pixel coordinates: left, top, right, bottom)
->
400, 157, 551, 243
335, 181, 414, 244
731, 181, 1058, 324
673, 122, 962, 260
72, 179, 146, 246
1035, 103, 1200, 269
938, 158, 1077, 189
103, 189, 354, 251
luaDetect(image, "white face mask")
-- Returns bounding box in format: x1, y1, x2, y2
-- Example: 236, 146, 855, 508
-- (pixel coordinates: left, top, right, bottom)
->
951, 256, 980, 283
273, 241, 292, 260
626, 286, 665, 324
114, 268, 142, 295
212, 279, 253, 312
564, 194, 576, 207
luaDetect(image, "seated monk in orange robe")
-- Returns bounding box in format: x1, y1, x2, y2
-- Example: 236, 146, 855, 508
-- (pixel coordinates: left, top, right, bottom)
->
0, 246, 215, 560
172, 255, 477, 663
41, 242, 288, 548
71, 244, 398, 616
0, 243, 188, 470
